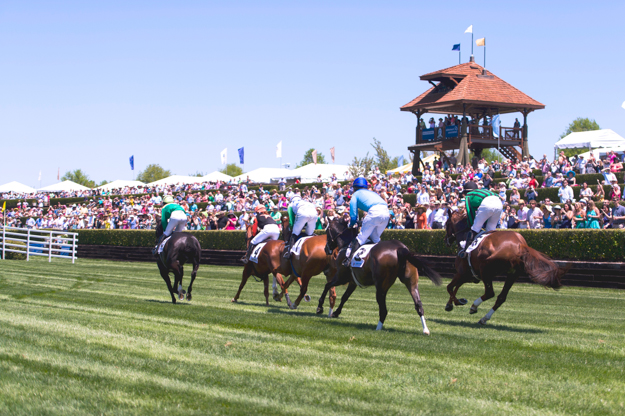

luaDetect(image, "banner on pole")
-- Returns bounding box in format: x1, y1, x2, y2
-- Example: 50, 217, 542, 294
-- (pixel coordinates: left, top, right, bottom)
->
129, 155, 134, 171
220, 148, 227, 165
330, 147, 335, 163
276, 141, 282, 158
312, 150, 317, 165
476, 37, 485, 46
452, 43, 460, 51
238, 147, 244, 164
465, 25, 473, 34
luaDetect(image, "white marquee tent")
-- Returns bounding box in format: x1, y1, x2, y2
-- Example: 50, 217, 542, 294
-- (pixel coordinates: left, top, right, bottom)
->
202, 171, 233, 182
0, 181, 37, 194
38, 180, 91, 192
233, 168, 293, 184
96, 180, 146, 191
554, 129, 625, 150
147, 175, 205, 186
281, 163, 351, 183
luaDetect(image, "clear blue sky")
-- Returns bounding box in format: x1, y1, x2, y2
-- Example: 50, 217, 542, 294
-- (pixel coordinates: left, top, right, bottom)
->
1, 0, 624, 187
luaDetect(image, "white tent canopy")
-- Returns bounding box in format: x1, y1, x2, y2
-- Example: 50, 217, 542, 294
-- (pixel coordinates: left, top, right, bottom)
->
38, 180, 91, 192
201, 171, 233, 182
96, 180, 146, 191
147, 175, 205, 186
576, 145, 625, 160
280, 163, 351, 183
0, 181, 37, 194
554, 129, 625, 150
233, 168, 293, 184
386, 154, 437, 174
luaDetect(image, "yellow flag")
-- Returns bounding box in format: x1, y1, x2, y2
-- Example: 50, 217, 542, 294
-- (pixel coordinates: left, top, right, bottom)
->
476, 37, 485, 47
2, 201, 5, 213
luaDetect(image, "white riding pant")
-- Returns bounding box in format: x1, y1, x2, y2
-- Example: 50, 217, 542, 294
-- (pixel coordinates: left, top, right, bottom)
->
164, 210, 188, 236
251, 224, 281, 245
471, 195, 503, 233
292, 205, 318, 236
357, 204, 390, 245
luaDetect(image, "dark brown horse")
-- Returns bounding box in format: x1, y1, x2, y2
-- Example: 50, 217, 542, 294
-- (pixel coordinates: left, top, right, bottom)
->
444, 209, 565, 324
154, 214, 201, 304
318, 217, 442, 334
231, 215, 336, 309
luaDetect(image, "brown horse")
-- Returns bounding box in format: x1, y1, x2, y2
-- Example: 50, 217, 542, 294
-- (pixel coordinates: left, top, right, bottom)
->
318, 217, 442, 334
444, 208, 565, 324
231, 215, 336, 310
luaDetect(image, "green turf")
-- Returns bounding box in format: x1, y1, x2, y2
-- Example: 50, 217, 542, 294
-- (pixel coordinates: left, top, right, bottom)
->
0, 257, 623, 415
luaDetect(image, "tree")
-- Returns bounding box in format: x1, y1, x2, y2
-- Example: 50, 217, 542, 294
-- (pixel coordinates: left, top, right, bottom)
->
370, 137, 402, 173
558, 117, 601, 157
136, 164, 172, 183
189, 171, 205, 177
348, 153, 375, 178
61, 169, 96, 188
98, 180, 109, 186
297, 148, 326, 168
219, 163, 243, 177
471, 148, 504, 163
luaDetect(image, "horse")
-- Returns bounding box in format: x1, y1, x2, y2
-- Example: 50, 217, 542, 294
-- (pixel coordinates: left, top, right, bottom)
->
444, 208, 565, 324
231, 215, 336, 309
154, 214, 202, 304
317, 217, 443, 334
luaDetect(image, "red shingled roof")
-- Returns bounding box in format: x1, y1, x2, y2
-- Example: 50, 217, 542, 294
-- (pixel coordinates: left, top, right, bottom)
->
401, 62, 544, 113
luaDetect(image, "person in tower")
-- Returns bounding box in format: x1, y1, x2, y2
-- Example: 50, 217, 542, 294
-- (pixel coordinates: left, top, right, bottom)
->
457, 188, 503, 259
241, 205, 281, 264
153, 195, 188, 254
342, 177, 390, 267
283, 190, 318, 259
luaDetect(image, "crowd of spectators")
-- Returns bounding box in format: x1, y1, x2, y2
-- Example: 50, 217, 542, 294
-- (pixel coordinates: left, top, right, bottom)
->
3, 149, 625, 232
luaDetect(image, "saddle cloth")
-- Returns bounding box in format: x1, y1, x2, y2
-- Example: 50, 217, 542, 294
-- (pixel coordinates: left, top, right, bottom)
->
459, 231, 488, 254
249, 242, 267, 264
348, 243, 376, 268
157, 236, 172, 254
291, 236, 314, 256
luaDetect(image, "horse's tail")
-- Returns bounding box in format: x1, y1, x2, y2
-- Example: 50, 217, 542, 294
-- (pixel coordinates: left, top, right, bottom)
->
399, 247, 443, 286
521, 246, 565, 289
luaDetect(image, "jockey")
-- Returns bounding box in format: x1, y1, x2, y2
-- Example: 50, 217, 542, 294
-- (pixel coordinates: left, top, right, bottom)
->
153, 195, 188, 254
343, 177, 390, 266
283, 191, 318, 259
241, 205, 280, 264
458, 189, 503, 259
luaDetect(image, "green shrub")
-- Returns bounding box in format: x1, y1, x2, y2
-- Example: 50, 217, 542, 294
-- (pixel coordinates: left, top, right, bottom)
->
4, 240, 27, 260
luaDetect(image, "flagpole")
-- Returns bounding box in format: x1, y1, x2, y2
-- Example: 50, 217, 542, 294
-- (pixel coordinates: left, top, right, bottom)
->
472, 33, 474, 55
484, 45, 486, 68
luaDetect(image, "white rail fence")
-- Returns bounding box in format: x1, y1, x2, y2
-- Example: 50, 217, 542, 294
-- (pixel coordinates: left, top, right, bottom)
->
0, 227, 78, 263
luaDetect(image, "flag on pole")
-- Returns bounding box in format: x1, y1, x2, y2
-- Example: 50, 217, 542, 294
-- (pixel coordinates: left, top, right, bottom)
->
476, 37, 485, 46
330, 147, 335, 163
38, 171, 41, 181
2, 201, 5, 213
129, 155, 134, 170
490, 114, 501, 138
452, 43, 460, 51
220, 148, 227, 165
312, 150, 318, 165
398, 155, 405, 167
57, 168, 60, 180
464, 25, 473, 34
276, 141, 282, 158
238, 147, 244, 164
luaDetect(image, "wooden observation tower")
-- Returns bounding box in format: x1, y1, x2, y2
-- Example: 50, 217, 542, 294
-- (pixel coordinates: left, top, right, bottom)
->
401, 61, 544, 175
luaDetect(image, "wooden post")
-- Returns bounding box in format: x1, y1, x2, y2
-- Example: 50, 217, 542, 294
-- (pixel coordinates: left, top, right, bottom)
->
522, 109, 530, 159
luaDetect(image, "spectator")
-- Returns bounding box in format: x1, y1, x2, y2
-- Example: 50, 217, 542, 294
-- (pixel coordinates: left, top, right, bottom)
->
527, 200, 543, 229
516, 200, 529, 229
573, 201, 586, 228
561, 203, 574, 229
541, 204, 553, 228
558, 180, 574, 203
586, 200, 601, 229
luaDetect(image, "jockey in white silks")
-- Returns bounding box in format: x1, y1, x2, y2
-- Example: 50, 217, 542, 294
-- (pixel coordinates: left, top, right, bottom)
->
283, 191, 318, 259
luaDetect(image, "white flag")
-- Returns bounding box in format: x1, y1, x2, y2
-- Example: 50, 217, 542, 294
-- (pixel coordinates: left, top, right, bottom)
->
220, 148, 227, 165
465, 25, 473, 34
276, 141, 282, 158
312, 149, 318, 165
38, 171, 41, 181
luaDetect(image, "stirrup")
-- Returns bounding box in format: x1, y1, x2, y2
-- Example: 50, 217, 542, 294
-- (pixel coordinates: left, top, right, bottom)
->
458, 250, 467, 259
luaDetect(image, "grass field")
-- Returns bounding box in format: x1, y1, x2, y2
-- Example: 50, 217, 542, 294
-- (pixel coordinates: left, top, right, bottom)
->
0, 257, 624, 415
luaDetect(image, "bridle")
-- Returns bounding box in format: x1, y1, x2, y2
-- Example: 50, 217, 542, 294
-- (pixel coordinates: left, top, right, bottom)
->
325, 222, 353, 255
444, 210, 469, 247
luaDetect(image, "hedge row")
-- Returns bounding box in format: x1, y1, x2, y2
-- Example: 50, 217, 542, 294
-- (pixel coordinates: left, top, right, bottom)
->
75, 229, 625, 261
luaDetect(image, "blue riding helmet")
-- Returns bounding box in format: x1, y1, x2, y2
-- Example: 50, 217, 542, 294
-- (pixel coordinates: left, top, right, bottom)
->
352, 177, 368, 189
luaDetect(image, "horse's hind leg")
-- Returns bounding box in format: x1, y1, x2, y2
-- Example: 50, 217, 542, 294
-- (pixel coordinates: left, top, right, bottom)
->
402, 268, 430, 335
158, 261, 176, 304
262, 276, 270, 306
479, 273, 517, 325
470, 279, 495, 315
232, 264, 252, 303
375, 288, 390, 330
331, 282, 357, 318
186, 261, 199, 301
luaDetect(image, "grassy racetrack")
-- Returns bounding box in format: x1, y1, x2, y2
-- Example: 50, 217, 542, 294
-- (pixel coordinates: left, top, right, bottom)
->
1, 257, 624, 415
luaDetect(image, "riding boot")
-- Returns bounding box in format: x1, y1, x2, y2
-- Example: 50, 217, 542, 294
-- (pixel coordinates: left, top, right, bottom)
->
152, 234, 166, 256
283, 234, 298, 259
240, 243, 256, 264
458, 230, 477, 259
342, 239, 361, 267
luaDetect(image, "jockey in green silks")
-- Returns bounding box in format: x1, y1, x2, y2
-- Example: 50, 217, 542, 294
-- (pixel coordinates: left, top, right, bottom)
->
458, 189, 502, 259
153, 195, 188, 254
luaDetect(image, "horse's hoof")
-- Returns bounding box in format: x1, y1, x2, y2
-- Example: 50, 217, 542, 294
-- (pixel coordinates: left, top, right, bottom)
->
273, 294, 281, 302
289, 303, 297, 310
304, 294, 311, 302
478, 318, 488, 325
316, 307, 323, 315
231, 298, 237, 303
376, 321, 383, 331
457, 298, 468, 305
186, 293, 192, 301
445, 303, 453, 312
423, 329, 431, 336
331, 312, 339, 318
469, 306, 478, 314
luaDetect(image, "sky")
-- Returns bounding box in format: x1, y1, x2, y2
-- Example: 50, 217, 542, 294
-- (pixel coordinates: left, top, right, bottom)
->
1, 0, 624, 187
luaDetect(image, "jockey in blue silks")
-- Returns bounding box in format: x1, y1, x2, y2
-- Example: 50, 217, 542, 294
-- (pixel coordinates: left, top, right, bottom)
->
343, 177, 390, 266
